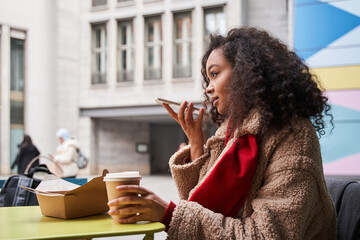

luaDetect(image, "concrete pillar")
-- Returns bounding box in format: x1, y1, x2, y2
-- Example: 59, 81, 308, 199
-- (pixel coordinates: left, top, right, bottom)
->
0, 25, 11, 175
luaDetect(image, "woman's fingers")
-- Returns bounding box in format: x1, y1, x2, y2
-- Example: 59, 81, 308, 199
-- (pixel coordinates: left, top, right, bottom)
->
108, 186, 153, 207
108, 195, 150, 207
178, 101, 187, 126
185, 102, 195, 124
112, 203, 165, 223
107, 186, 169, 223
195, 108, 204, 126
108, 185, 158, 207
115, 185, 151, 195
161, 100, 204, 144
107, 195, 161, 223
162, 104, 179, 122
108, 204, 146, 216
161, 100, 200, 127
118, 214, 143, 224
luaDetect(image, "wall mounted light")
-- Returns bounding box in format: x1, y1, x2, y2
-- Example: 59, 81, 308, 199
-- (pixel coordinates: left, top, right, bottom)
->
135, 143, 149, 153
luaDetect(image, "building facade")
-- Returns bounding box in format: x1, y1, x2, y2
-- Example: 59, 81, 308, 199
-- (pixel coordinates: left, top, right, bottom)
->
0, 1, 60, 175
78, 0, 289, 175
0, 0, 289, 176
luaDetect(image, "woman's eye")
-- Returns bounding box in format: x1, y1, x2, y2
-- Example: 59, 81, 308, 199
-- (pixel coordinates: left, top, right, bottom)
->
211, 72, 218, 78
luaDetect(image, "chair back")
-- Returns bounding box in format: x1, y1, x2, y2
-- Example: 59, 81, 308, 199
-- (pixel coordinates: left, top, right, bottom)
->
25, 155, 63, 178
325, 177, 360, 240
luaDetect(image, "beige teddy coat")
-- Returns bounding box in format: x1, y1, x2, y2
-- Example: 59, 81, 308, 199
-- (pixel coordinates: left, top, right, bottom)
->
167, 111, 336, 239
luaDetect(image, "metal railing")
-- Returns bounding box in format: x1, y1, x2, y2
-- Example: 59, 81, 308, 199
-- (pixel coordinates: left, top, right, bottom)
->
117, 70, 134, 82
144, 68, 161, 80
91, 72, 107, 84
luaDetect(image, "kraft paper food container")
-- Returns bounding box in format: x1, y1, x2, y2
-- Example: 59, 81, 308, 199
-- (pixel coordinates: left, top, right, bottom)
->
21, 169, 109, 219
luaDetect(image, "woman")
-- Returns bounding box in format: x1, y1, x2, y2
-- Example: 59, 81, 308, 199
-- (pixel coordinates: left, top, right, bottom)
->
107, 27, 336, 239
52, 128, 79, 178
11, 135, 40, 174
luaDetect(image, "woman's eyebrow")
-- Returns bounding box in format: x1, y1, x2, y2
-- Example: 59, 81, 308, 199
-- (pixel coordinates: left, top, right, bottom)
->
207, 64, 219, 73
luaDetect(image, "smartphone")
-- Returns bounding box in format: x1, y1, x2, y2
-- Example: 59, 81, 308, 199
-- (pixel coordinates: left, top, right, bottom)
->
155, 97, 200, 114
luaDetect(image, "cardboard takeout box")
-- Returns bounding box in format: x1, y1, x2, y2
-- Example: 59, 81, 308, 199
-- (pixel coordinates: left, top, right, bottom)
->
22, 169, 109, 219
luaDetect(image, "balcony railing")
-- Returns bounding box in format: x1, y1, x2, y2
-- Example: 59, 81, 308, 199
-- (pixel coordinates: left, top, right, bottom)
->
117, 70, 134, 82
145, 67, 161, 80
173, 65, 191, 78
92, 72, 107, 84
92, 0, 107, 6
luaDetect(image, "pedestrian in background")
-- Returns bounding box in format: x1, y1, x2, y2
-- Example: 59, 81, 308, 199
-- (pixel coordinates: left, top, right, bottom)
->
51, 128, 79, 178
11, 134, 40, 174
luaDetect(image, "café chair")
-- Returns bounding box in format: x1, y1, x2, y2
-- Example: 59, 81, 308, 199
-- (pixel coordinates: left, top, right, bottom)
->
325, 177, 360, 240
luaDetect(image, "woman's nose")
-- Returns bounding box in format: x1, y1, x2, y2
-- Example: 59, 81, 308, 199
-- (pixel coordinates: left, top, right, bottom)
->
206, 84, 214, 94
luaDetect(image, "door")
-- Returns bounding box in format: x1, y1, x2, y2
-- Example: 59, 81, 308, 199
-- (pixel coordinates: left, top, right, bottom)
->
150, 123, 186, 174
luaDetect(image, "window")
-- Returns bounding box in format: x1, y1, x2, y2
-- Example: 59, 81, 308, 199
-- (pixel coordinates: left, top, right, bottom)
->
117, 20, 134, 82
92, 0, 107, 7
10, 38, 25, 125
10, 100, 24, 125
11, 39, 25, 92
204, 8, 226, 47
10, 36, 25, 171
173, 12, 192, 78
144, 16, 162, 80
91, 23, 107, 84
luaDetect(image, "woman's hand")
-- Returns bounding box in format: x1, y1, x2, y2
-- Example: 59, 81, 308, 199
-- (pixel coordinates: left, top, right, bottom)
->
163, 101, 205, 161
107, 185, 169, 223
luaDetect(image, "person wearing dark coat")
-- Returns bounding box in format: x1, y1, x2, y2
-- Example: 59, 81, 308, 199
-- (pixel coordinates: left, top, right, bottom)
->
11, 135, 40, 174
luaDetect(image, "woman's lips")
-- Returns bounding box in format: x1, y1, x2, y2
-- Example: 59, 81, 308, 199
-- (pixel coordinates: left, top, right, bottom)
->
212, 98, 219, 107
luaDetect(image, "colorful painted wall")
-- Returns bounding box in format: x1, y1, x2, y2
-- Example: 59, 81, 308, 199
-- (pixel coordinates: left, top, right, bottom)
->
294, 0, 360, 175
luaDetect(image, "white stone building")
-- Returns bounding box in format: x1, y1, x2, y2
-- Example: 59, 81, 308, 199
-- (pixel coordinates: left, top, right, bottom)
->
0, 0, 289, 176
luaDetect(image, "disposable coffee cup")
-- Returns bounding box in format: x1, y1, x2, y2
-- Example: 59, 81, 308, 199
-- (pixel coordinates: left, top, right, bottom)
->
103, 171, 142, 223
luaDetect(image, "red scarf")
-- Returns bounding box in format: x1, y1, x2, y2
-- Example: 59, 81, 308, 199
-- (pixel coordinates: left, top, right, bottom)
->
188, 134, 258, 217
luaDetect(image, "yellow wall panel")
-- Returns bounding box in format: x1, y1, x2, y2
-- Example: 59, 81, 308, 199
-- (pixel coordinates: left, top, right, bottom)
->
311, 65, 360, 90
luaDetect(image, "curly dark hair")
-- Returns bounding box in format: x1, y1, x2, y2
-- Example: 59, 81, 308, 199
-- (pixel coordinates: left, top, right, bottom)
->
201, 27, 333, 137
